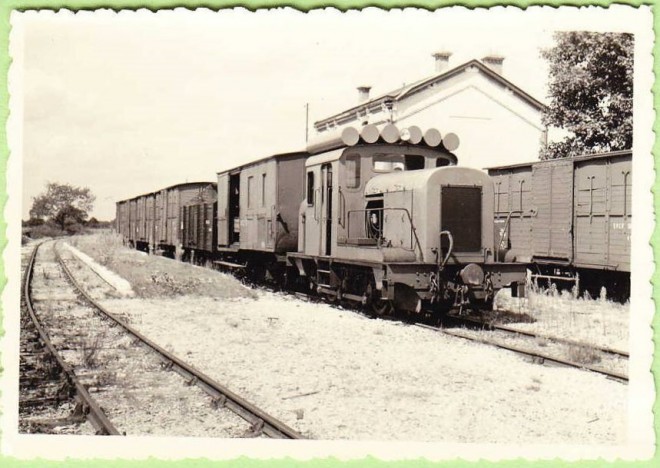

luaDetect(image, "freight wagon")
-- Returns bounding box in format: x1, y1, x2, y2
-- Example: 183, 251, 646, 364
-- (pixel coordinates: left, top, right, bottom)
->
208, 152, 309, 280
115, 182, 216, 258
487, 150, 632, 297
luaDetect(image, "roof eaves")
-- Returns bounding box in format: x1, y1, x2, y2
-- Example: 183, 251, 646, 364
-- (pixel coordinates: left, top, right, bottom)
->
314, 59, 547, 129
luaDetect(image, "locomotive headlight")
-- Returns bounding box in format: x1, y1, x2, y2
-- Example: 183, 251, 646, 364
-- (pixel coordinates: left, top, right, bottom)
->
460, 263, 485, 286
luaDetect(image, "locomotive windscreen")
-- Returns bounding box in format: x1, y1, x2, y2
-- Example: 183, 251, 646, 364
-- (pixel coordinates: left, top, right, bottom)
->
441, 186, 482, 252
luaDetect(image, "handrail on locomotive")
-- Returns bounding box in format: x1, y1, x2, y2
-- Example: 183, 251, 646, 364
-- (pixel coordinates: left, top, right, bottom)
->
344, 207, 422, 257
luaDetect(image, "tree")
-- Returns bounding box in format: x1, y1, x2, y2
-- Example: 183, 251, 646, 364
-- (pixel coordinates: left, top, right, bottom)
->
540, 32, 633, 159
53, 205, 87, 232
29, 182, 95, 230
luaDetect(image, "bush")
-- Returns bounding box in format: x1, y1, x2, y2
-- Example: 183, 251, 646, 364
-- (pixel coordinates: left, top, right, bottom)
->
23, 218, 45, 227
27, 224, 67, 239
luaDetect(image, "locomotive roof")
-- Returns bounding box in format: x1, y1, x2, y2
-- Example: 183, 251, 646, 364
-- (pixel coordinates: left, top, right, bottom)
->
117, 181, 216, 204
485, 149, 632, 172
365, 166, 488, 195
304, 143, 459, 168
216, 151, 309, 175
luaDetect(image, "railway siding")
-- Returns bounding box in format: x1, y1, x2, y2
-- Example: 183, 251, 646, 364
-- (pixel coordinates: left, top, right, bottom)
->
22, 240, 284, 438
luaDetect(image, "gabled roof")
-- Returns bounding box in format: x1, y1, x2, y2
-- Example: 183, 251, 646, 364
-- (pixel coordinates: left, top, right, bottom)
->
314, 59, 547, 131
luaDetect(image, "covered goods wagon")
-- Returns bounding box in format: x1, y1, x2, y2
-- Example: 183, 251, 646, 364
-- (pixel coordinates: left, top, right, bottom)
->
487, 150, 631, 294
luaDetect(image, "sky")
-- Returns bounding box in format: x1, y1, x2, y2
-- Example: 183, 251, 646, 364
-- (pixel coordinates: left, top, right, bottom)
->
11, 6, 646, 220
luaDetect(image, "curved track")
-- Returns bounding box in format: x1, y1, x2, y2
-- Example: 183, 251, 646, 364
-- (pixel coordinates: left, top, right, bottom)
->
53, 241, 302, 439
23, 242, 120, 435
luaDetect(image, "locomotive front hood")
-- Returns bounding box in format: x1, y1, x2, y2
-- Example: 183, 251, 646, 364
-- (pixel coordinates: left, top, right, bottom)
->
364, 166, 490, 196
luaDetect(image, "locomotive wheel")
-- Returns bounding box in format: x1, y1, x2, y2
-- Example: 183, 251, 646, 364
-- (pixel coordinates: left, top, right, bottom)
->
371, 298, 393, 316
366, 283, 393, 316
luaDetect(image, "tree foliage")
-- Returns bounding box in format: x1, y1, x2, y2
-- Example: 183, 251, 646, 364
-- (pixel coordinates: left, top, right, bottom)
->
29, 182, 95, 231
541, 32, 633, 159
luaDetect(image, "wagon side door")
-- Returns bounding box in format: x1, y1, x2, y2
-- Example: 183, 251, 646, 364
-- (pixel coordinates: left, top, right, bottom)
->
217, 173, 230, 247
531, 160, 573, 261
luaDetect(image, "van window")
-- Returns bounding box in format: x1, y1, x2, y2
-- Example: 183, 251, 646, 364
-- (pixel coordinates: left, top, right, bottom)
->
261, 174, 266, 207
247, 176, 254, 208
307, 171, 314, 205
346, 155, 361, 188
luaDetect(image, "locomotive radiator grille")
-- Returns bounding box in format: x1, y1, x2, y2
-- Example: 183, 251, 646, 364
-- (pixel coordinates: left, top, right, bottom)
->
441, 186, 482, 252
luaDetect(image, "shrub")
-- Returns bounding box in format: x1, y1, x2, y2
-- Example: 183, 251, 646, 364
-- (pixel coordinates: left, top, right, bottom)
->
567, 344, 601, 365
28, 223, 67, 239
81, 332, 107, 368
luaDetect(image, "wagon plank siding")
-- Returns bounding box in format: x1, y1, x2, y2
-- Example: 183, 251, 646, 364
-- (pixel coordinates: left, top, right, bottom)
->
145, 194, 156, 248
532, 160, 573, 261
487, 150, 632, 273
574, 155, 631, 272
491, 167, 533, 262
128, 199, 138, 244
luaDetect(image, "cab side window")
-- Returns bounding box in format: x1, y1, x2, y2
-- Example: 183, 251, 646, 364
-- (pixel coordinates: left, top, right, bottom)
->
346, 155, 361, 189
307, 171, 315, 205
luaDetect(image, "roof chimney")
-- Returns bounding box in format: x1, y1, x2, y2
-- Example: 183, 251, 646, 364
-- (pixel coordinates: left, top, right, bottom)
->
482, 55, 504, 75
357, 86, 371, 103
432, 51, 452, 74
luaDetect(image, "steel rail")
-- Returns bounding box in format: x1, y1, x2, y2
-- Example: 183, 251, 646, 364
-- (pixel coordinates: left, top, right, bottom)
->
54, 242, 302, 439
250, 283, 629, 384
453, 314, 629, 358
414, 322, 628, 383
22, 242, 121, 435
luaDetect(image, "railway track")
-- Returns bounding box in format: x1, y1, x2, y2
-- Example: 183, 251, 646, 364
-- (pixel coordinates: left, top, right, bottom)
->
21, 242, 119, 435
451, 313, 628, 358
417, 314, 628, 383
260, 280, 629, 383
21, 240, 302, 438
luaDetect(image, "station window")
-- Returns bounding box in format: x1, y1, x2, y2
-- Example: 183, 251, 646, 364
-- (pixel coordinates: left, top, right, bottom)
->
346, 155, 361, 189
307, 171, 314, 205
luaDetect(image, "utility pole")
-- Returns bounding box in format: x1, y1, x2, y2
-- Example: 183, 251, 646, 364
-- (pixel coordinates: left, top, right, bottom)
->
305, 102, 309, 144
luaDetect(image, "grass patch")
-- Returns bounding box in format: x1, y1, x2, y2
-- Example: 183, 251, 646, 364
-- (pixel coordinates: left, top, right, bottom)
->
566, 344, 601, 365
72, 233, 256, 300
493, 272, 629, 352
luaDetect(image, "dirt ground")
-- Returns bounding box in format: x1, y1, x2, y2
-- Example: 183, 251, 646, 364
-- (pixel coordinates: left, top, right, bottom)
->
68, 233, 628, 443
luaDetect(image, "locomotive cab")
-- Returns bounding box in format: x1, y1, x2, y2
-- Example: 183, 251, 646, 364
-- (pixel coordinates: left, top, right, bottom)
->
297, 144, 456, 259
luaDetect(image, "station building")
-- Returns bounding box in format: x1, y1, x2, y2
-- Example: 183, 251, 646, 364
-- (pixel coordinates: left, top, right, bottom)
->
313, 53, 547, 169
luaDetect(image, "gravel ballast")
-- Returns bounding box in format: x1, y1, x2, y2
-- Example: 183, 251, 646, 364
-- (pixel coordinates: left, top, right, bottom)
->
69, 235, 627, 443
101, 293, 627, 443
